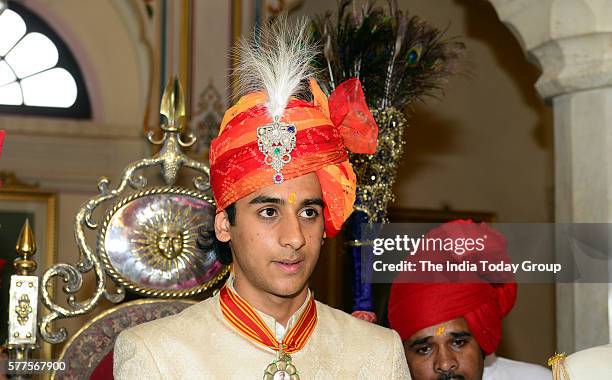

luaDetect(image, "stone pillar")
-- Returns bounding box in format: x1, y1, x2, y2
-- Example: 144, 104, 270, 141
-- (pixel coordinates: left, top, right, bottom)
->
487, 0, 612, 353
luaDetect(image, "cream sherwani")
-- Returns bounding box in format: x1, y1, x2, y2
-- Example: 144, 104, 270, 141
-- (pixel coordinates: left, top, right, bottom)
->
113, 289, 410, 379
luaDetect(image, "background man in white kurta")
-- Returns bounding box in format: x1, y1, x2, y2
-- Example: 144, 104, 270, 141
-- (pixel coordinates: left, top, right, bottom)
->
113, 18, 410, 380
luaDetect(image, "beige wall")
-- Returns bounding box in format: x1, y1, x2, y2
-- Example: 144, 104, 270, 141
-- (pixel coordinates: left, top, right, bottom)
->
296, 0, 555, 366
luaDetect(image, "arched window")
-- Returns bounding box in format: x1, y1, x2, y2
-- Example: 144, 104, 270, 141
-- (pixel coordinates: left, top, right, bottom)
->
0, 2, 91, 118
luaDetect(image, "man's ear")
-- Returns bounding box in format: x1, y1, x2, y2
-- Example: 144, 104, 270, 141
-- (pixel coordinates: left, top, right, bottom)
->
214, 211, 231, 242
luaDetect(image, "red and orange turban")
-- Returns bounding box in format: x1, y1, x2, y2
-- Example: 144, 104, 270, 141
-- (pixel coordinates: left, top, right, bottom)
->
387, 220, 517, 355
209, 78, 378, 238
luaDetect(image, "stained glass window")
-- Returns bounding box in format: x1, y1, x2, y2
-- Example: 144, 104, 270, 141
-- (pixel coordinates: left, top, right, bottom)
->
0, 3, 90, 118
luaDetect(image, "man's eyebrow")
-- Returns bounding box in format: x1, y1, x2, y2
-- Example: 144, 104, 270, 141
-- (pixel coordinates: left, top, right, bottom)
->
302, 198, 324, 207
249, 196, 284, 205
408, 331, 472, 347
248, 196, 324, 207
450, 331, 472, 339
409, 336, 432, 347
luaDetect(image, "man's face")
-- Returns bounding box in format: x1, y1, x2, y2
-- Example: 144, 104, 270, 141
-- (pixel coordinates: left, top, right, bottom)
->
215, 172, 325, 299
403, 318, 484, 380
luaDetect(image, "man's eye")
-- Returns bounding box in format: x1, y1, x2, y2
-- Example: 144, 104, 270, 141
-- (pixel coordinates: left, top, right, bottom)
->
415, 346, 432, 355
452, 339, 466, 348
299, 208, 319, 218
259, 208, 278, 218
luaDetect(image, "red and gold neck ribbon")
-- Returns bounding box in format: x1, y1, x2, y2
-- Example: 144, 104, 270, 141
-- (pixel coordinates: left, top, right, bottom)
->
219, 286, 317, 354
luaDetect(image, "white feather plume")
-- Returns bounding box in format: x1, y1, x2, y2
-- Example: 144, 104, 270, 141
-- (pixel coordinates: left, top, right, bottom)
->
234, 17, 318, 120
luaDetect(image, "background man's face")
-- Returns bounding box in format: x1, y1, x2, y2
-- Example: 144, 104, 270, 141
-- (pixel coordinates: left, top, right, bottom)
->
217, 172, 325, 299
403, 317, 484, 380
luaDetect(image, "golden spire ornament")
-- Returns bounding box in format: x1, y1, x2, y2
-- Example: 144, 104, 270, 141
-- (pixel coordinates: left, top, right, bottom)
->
14, 218, 37, 275
147, 76, 202, 185
160, 77, 186, 133
8, 218, 40, 348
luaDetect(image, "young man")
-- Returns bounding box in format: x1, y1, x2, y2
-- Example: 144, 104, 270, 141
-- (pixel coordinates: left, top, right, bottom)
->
113, 19, 410, 379
388, 220, 551, 380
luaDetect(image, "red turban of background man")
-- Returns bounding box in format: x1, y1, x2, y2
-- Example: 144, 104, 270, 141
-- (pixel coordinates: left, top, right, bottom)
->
387, 220, 517, 355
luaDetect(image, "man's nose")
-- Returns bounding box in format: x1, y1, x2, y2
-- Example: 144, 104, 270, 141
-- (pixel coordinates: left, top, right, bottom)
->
434, 347, 459, 374
279, 213, 306, 250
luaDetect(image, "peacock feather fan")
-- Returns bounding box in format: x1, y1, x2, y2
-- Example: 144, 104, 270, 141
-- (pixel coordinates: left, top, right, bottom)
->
310, 0, 465, 319
311, 0, 464, 225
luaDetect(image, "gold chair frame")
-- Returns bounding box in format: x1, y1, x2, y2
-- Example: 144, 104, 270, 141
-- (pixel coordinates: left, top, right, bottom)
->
6, 79, 229, 379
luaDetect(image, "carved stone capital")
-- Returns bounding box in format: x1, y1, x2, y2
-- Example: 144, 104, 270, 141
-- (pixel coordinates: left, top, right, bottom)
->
488, 0, 612, 99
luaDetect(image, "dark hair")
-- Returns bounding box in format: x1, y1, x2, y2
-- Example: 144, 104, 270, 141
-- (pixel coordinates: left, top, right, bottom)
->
196, 203, 236, 265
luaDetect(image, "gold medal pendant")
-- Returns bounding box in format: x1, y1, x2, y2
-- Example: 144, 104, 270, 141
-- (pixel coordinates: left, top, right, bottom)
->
263, 345, 300, 380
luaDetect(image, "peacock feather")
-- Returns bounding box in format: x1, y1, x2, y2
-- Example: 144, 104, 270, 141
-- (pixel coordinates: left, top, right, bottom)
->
311, 0, 464, 111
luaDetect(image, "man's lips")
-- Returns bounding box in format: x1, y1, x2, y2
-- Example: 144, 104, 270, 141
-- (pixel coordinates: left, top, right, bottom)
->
438, 374, 464, 380
273, 260, 304, 274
